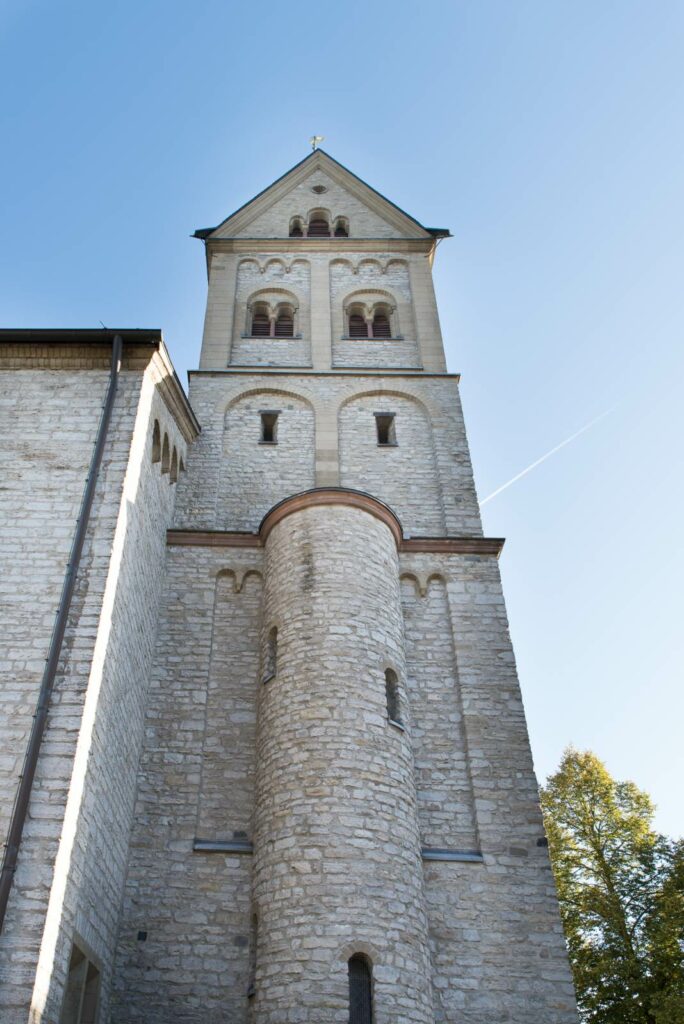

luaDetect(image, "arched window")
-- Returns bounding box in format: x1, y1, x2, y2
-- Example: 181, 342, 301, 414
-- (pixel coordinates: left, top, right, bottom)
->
348, 307, 368, 339
263, 626, 277, 683
307, 214, 330, 237
371, 310, 391, 339
289, 217, 304, 238
161, 434, 170, 474
152, 420, 161, 463
251, 305, 271, 338
170, 447, 178, 483
334, 217, 349, 237
274, 306, 294, 337
348, 954, 373, 1024
385, 669, 402, 725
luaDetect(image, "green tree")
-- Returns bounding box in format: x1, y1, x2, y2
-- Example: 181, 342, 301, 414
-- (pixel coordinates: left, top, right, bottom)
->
540, 748, 684, 1024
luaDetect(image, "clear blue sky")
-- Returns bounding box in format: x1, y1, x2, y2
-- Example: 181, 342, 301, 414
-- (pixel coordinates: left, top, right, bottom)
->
2, 1, 682, 836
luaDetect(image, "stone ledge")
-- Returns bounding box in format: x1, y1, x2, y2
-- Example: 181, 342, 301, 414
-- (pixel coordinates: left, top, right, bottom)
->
168, 526, 504, 557
193, 839, 484, 863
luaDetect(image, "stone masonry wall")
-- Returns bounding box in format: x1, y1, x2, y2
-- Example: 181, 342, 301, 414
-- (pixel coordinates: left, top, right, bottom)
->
338, 391, 446, 536
174, 373, 482, 537
223, 169, 400, 240
112, 545, 264, 1024
230, 257, 311, 367
401, 575, 478, 850
218, 389, 316, 531
253, 504, 433, 1024
0, 354, 189, 1022
399, 550, 578, 1024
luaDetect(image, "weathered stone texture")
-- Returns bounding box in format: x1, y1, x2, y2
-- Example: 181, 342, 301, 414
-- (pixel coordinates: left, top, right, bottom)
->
111, 546, 264, 1024
218, 389, 316, 531
401, 575, 478, 850
0, 356, 190, 1022
174, 373, 482, 537
399, 550, 578, 1022
253, 504, 433, 1023
220, 169, 399, 240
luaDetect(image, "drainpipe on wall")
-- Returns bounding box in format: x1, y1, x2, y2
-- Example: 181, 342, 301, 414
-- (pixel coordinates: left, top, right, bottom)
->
0, 333, 123, 933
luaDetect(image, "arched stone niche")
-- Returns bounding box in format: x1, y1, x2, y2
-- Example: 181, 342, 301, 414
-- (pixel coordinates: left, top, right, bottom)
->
218, 390, 316, 531
338, 392, 446, 536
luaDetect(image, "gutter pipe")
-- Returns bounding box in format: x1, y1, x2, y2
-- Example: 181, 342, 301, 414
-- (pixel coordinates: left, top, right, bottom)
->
0, 334, 123, 933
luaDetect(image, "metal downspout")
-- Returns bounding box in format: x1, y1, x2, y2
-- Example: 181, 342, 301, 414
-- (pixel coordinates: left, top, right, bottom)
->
0, 333, 124, 933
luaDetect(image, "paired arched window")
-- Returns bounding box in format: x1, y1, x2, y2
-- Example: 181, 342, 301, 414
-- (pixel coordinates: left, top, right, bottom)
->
334, 217, 349, 237
250, 304, 295, 338
348, 955, 373, 1024
289, 217, 304, 237
346, 303, 394, 339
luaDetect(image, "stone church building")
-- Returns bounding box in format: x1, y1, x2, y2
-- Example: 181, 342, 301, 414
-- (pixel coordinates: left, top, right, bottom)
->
0, 151, 578, 1023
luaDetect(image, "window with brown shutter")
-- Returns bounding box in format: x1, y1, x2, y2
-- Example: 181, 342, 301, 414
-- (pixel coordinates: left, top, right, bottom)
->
348, 314, 368, 339
307, 217, 330, 237
274, 310, 294, 337
251, 312, 270, 337
371, 312, 391, 339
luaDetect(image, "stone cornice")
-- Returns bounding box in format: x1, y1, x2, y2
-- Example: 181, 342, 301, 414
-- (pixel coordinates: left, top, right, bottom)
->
206, 237, 435, 258
168, 487, 504, 557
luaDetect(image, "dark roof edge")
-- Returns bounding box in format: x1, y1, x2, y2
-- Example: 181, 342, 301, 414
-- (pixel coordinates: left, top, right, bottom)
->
0, 328, 162, 345
192, 149, 451, 239
0, 328, 200, 439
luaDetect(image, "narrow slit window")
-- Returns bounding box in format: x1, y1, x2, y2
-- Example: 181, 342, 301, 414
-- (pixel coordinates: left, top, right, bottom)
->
260, 411, 279, 444
385, 669, 402, 726
375, 413, 396, 446
263, 627, 277, 683
348, 954, 373, 1024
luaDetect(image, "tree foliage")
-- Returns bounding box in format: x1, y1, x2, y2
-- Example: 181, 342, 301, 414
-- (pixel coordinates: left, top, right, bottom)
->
541, 749, 684, 1024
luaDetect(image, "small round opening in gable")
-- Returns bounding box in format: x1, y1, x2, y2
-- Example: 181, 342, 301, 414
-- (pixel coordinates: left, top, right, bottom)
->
311, 184, 328, 194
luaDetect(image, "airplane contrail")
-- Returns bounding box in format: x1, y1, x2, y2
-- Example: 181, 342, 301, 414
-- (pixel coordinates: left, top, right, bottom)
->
479, 408, 614, 507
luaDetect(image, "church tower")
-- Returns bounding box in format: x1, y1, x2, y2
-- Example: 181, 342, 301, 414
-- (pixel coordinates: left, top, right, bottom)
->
0, 151, 578, 1023
112, 151, 578, 1022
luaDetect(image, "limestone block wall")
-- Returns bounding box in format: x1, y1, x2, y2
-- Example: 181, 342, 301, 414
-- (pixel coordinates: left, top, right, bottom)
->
200, 245, 445, 373
230, 257, 311, 367
338, 391, 446, 536
253, 503, 433, 1024
223, 168, 399, 239
174, 372, 482, 537
399, 550, 578, 1024
400, 575, 478, 850
329, 256, 420, 369
0, 346, 192, 1022
218, 389, 316, 531
112, 544, 265, 1024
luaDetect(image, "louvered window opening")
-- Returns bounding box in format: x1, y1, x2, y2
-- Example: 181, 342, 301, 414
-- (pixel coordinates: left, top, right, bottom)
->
372, 313, 391, 339
289, 224, 303, 237
349, 314, 368, 339
251, 312, 270, 337
348, 955, 373, 1024
334, 222, 349, 237
274, 312, 294, 337
308, 218, 330, 237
